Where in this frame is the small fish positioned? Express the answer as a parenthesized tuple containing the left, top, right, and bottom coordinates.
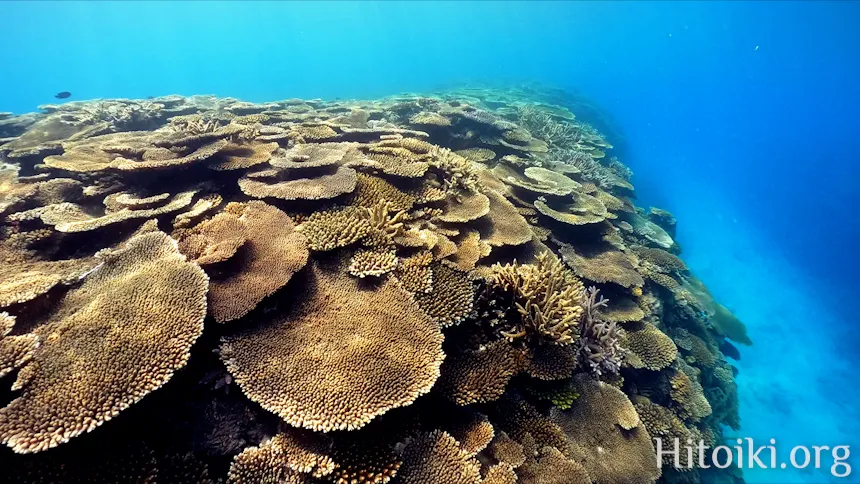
(54, 91, 71, 99)
(146, 96, 154, 100)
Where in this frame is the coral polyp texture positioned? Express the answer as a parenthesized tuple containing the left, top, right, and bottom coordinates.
(0, 87, 749, 483)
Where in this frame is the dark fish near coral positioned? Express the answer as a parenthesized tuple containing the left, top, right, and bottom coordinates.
(146, 96, 154, 99)
(720, 339, 741, 360)
(54, 91, 71, 99)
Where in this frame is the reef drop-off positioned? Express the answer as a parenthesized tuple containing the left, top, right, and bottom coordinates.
(0, 86, 749, 483)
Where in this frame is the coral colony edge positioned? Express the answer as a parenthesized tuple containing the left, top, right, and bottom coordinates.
(0, 86, 750, 484)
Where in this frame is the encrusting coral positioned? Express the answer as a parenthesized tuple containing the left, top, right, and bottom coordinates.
(0, 87, 747, 483)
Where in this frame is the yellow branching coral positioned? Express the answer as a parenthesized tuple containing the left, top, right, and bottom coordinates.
(557, 243, 645, 288)
(412, 262, 474, 327)
(488, 252, 585, 345)
(395, 431, 482, 484)
(438, 340, 522, 405)
(550, 374, 660, 484)
(622, 324, 678, 371)
(175, 211, 247, 266)
(221, 262, 444, 432)
(0, 231, 208, 453)
(296, 206, 372, 252)
(364, 200, 408, 240)
(207, 202, 308, 323)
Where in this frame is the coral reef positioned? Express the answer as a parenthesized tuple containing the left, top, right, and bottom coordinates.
(0, 87, 747, 483)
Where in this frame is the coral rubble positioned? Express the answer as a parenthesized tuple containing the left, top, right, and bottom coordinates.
(0, 87, 749, 483)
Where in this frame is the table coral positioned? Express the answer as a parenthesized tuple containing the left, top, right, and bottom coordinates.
(0, 231, 208, 453)
(220, 262, 444, 432)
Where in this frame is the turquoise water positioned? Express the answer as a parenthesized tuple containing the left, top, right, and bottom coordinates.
(1, 1, 858, 482)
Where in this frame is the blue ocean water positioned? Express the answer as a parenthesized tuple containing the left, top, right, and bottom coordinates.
(1, 1, 858, 482)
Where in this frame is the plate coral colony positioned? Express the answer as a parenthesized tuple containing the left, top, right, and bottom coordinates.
(0, 86, 751, 483)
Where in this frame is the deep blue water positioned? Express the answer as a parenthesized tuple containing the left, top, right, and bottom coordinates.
(2, 2, 858, 482)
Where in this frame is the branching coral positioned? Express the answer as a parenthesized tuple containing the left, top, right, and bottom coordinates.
(576, 287, 623, 376)
(488, 253, 585, 346)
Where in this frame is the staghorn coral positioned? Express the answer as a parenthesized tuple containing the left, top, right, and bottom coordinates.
(0, 231, 208, 453)
(221, 262, 444, 432)
(488, 252, 585, 346)
(207, 202, 308, 323)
